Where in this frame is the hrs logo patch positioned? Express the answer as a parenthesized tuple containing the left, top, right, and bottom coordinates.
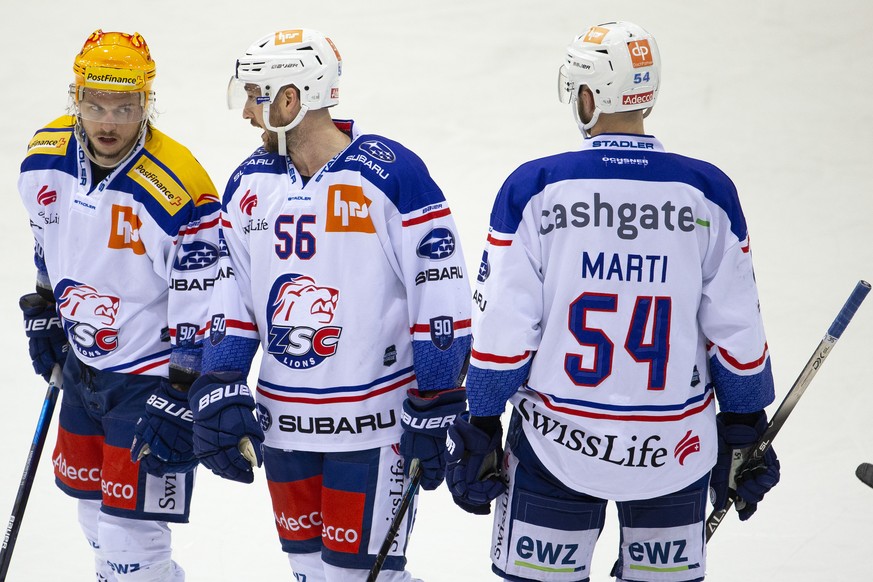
(266, 273, 342, 369)
(108, 205, 146, 255)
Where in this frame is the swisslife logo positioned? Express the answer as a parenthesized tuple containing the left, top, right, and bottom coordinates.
(240, 189, 258, 216)
(37, 185, 58, 205)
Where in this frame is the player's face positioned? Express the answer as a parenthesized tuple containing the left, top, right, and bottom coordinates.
(241, 84, 299, 153)
(77, 89, 146, 167)
(241, 83, 274, 149)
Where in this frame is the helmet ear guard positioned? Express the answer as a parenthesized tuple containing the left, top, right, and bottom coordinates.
(558, 21, 660, 135)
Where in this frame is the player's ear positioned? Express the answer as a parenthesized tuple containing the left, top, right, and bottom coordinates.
(279, 85, 300, 111)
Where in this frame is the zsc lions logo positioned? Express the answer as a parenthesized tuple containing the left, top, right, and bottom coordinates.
(173, 241, 219, 271)
(256, 403, 272, 432)
(417, 227, 455, 260)
(359, 140, 396, 163)
(55, 280, 120, 357)
(266, 273, 342, 369)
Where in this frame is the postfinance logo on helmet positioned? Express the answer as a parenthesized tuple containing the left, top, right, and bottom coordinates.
(73, 30, 156, 94)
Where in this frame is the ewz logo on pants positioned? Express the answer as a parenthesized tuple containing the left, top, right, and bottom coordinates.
(504, 521, 594, 580)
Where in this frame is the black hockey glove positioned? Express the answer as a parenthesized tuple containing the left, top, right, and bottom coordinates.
(131, 380, 198, 476)
(189, 371, 264, 484)
(20, 292, 68, 381)
(710, 410, 781, 521)
(445, 414, 507, 515)
(399, 387, 467, 490)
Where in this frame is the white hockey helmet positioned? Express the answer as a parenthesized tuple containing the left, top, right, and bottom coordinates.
(558, 21, 661, 135)
(228, 29, 342, 155)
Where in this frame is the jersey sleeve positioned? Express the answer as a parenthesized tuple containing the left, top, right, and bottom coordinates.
(18, 118, 75, 295)
(201, 178, 260, 377)
(696, 170, 775, 413)
(466, 166, 543, 416)
(164, 163, 222, 384)
(382, 143, 472, 392)
(18, 171, 51, 292)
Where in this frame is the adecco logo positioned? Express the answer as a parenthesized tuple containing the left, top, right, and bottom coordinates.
(627, 39, 653, 68)
(621, 91, 654, 106)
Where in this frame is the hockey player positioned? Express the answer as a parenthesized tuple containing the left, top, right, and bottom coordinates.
(445, 22, 781, 581)
(17, 30, 220, 581)
(191, 29, 471, 581)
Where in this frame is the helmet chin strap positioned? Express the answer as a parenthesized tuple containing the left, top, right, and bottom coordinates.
(263, 102, 309, 157)
(572, 95, 601, 139)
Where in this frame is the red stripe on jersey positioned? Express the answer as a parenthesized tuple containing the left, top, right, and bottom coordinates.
(221, 217, 234, 229)
(178, 215, 220, 237)
(220, 319, 258, 331)
(487, 233, 512, 246)
(472, 348, 530, 364)
(128, 357, 170, 375)
(401, 207, 451, 227)
(258, 374, 414, 404)
(717, 344, 769, 370)
(410, 318, 472, 333)
(537, 391, 715, 422)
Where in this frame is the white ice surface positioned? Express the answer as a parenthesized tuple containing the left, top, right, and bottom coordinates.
(1, 2, 871, 580)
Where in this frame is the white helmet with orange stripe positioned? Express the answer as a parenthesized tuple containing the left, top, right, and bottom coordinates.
(558, 21, 661, 135)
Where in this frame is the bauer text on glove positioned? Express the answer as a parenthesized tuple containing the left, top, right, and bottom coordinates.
(399, 387, 467, 490)
(189, 372, 264, 484)
(20, 292, 68, 381)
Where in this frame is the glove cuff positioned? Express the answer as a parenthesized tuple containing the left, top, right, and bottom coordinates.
(405, 387, 466, 410)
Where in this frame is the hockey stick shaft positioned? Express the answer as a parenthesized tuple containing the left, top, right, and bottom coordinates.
(367, 458, 422, 582)
(0, 365, 63, 581)
(705, 280, 870, 542)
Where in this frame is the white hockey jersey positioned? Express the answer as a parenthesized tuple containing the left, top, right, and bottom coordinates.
(204, 120, 472, 452)
(468, 134, 775, 500)
(19, 116, 221, 376)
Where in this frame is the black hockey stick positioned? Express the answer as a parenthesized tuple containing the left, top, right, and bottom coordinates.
(0, 365, 63, 581)
(705, 280, 871, 542)
(367, 458, 422, 582)
(856, 463, 873, 489)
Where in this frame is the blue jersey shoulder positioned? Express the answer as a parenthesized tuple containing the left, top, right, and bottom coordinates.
(492, 145, 745, 240)
(222, 147, 284, 209)
(20, 117, 78, 177)
(112, 128, 218, 236)
(331, 134, 445, 213)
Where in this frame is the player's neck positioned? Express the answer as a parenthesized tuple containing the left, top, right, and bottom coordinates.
(589, 111, 646, 137)
(286, 117, 351, 177)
